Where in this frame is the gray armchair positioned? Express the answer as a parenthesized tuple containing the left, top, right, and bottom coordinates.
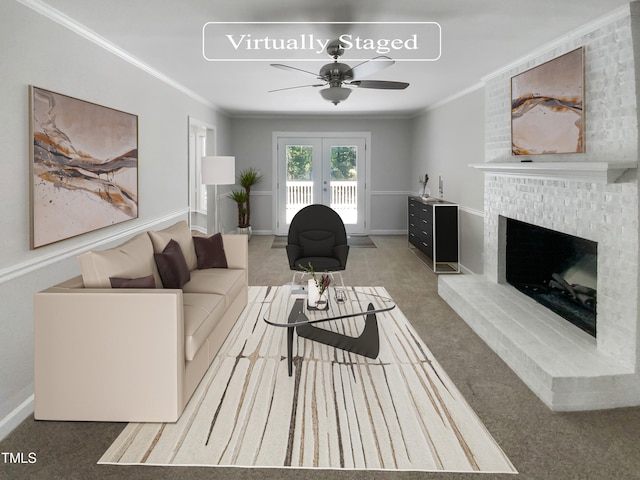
(286, 204, 349, 272)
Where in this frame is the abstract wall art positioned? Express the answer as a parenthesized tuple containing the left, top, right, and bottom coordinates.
(30, 86, 138, 248)
(511, 47, 584, 156)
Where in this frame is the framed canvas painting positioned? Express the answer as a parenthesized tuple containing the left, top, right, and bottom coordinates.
(30, 86, 138, 249)
(511, 47, 584, 155)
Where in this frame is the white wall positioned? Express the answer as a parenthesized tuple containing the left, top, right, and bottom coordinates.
(0, 1, 228, 439)
(228, 116, 414, 235)
(411, 88, 486, 273)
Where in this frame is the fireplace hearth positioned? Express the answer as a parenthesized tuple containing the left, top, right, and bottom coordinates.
(505, 217, 597, 337)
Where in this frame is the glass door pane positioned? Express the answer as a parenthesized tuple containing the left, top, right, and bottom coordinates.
(277, 137, 322, 234)
(322, 138, 366, 234)
(328, 145, 358, 225)
(285, 144, 314, 224)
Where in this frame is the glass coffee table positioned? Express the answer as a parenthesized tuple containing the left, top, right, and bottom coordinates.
(263, 285, 396, 376)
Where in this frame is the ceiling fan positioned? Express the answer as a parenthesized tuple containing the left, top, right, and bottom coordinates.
(269, 40, 409, 105)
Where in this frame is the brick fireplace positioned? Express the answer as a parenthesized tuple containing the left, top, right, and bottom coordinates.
(439, 6, 640, 410)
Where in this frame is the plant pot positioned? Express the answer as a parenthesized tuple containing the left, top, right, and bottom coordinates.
(237, 226, 252, 240)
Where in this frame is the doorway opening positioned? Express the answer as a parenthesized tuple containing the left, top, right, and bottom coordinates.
(274, 132, 370, 236)
(188, 117, 216, 233)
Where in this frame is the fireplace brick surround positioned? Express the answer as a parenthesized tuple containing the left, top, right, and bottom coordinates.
(439, 6, 640, 410)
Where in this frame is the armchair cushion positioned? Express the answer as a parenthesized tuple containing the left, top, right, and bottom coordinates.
(295, 257, 342, 271)
(193, 233, 228, 269)
(299, 231, 335, 257)
(154, 239, 191, 289)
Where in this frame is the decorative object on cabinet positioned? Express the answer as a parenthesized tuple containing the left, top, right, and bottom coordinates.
(30, 86, 138, 249)
(418, 173, 430, 198)
(408, 196, 459, 273)
(511, 47, 584, 156)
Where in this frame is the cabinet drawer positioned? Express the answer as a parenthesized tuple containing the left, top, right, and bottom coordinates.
(414, 205, 432, 222)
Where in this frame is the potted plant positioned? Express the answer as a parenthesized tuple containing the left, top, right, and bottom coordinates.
(238, 167, 263, 229)
(229, 167, 263, 237)
(229, 190, 249, 233)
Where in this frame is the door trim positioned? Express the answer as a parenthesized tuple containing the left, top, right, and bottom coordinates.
(272, 131, 372, 236)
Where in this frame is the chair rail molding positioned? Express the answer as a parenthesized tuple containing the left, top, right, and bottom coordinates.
(0, 209, 189, 285)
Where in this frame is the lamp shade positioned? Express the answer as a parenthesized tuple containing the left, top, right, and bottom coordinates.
(201, 156, 235, 185)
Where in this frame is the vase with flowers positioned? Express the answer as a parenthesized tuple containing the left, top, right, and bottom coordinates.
(299, 262, 331, 310)
(419, 173, 430, 198)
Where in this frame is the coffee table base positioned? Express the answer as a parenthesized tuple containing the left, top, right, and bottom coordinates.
(286, 299, 379, 376)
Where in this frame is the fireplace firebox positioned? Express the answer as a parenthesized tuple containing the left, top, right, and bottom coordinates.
(505, 217, 597, 337)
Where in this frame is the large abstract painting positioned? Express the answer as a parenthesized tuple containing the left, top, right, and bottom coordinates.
(30, 86, 138, 248)
(511, 47, 584, 156)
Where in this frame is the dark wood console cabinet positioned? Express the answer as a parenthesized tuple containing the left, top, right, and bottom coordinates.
(408, 196, 459, 273)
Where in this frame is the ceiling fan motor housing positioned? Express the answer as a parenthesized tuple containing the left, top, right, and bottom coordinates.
(319, 62, 354, 86)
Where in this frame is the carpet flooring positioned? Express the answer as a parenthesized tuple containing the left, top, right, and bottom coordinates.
(2, 235, 640, 480)
(99, 286, 515, 473)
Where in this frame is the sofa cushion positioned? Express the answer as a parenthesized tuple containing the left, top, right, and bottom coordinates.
(109, 275, 156, 289)
(193, 233, 228, 269)
(183, 268, 245, 306)
(78, 233, 162, 288)
(148, 221, 197, 271)
(182, 293, 226, 361)
(154, 239, 191, 289)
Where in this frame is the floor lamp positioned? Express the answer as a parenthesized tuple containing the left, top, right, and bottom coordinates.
(201, 156, 236, 234)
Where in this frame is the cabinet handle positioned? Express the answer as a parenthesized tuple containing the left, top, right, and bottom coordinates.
(422, 242, 429, 248)
(422, 231, 428, 236)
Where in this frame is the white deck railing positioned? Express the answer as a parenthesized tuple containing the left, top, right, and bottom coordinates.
(286, 180, 357, 224)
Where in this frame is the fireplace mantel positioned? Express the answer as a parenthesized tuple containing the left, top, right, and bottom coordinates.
(470, 161, 637, 184)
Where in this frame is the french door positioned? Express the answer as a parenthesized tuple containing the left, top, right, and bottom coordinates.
(275, 134, 367, 235)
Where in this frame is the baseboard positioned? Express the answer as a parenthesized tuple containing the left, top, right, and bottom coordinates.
(368, 229, 407, 235)
(0, 395, 34, 442)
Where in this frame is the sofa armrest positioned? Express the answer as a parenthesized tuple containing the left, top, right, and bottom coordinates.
(34, 287, 186, 422)
(222, 234, 248, 270)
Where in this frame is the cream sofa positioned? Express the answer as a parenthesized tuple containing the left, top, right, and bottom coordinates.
(34, 221, 248, 423)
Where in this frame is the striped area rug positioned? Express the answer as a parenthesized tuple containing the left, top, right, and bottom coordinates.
(99, 286, 516, 473)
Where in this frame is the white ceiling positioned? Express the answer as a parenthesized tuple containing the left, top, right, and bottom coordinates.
(40, 0, 631, 116)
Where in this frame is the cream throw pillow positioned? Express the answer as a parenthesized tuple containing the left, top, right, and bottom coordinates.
(78, 233, 161, 288)
(148, 220, 197, 271)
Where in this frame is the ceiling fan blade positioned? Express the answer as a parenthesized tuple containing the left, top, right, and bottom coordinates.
(270, 63, 321, 80)
(346, 56, 395, 80)
(350, 80, 409, 90)
(268, 84, 325, 93)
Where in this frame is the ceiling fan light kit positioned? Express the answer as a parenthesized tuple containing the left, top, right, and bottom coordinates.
(270, 39, 409, 105)
(320, 87, 352, 105)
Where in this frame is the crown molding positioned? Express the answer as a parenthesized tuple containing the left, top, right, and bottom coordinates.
(16, 0, 220, 111)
